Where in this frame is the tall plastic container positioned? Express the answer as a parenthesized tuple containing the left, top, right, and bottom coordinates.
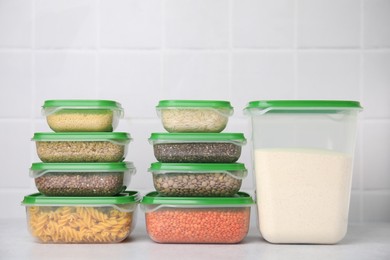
(244, 100, 362, 244)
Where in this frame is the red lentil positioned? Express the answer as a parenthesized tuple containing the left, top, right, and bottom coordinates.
(145, 207, 250, 243)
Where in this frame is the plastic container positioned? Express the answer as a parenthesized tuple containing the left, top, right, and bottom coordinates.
(156, 100, 233, 133)
(149, 133, 246, 163)
(30, 162, 135, 196)
(22, 191, 139, 243)
(42, 100, 124, 132)
(141, 191, 253, 244)
(244, 100, 362, 244)
(32, 132, 131, 163)
(149, 162, 247, 197)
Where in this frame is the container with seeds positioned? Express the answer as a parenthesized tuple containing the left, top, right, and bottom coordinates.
(42, 100, 124, 132)
(32, 132, 131, 163)
(156, 100, 233, 133)
(141, 191, 253, 244)
(149, 133, 246, 163)
(30, 162, 135, 196)
(149, 162, 247, 197)
(22, 191, 140, 243)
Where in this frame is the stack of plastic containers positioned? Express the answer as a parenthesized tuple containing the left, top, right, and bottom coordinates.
(22, 100, 140, 243)
(142, 100, 254, 244)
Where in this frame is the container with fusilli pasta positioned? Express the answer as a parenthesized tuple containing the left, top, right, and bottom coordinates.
(22, 191, 139, 243)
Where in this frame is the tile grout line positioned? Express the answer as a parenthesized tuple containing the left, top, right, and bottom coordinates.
(228, 0, 233, 101)
(359, 0, 365, 223)
(160, 0, 165, 98)
(95, 0, 101, 98)
(293, 0, 298, 99)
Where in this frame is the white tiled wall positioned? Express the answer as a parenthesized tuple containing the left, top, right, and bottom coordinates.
(0, 0, 389, 223)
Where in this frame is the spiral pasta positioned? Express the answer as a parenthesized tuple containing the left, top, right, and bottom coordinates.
(27, 206, 133, 243)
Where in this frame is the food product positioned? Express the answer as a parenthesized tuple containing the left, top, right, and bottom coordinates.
(156, 100, 233, 133)
(27, 206, 133, 243)
(255, 148, 352, 244)
(22, 191, 139, 243)
(42, 100, 123, 132)
(149, 163, 247, 197)
(33, 132, 131, 163)
(30, 162, 135, 196)
(149, 133, 245, 163)
(141, 191, 253, 244)
(35, 172, 124, 196)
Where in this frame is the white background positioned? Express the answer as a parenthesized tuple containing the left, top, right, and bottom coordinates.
(0, 0, 389, 224)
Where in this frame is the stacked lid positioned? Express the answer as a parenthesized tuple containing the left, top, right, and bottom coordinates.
(29, 100, 136, 196)
(148, 100, 249, 197)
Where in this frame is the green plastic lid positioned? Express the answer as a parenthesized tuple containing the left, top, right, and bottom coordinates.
(22, 191, 140, 205)
(141, 191, 253, 206)
(30, 162, 135, 178)
(43, 100, 123, 109)
(156, 100, 233, 109)
(149, 133, 246, 145)
(245, 100, 363, 114)
(32, 132, 131, 143)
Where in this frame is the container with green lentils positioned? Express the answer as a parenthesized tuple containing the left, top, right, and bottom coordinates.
(30, 162, 135, 196)
(148, 162, 247, 197)
(149, 133, 246, 163)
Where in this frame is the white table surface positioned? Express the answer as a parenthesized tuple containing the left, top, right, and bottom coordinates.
(1, 219, 389, 260)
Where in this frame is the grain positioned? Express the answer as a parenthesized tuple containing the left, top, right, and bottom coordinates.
(145, 207, 250, 243)
(254, 148, 352, 244)
(153, 143, 241, 163)
(161, 109, 229, 133)
(36, 141, 125, 162)
(35, 172, 125, 196)
(47, 110, 114, 132)
(153, 172, 242, 197)
(27, 206, 133, 243)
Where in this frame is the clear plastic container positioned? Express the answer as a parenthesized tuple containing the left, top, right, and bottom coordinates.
(156, 100, 233, 133)
(30, 162, 135, 196)
(244, 100, 362, 244)
(149, 133, 246, 163)
(149, 162, 247, 197)
(22, 191, 139, 243)
(42, 100, 124, 132)
(32, 132, 131, 163)
(141, 191, 253, 244)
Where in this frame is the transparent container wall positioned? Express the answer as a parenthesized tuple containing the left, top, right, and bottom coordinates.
(248, 108, 361, 244)
(250, 110, 359, 156)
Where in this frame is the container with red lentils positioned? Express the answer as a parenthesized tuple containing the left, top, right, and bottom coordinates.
(141, 191, 253, 244)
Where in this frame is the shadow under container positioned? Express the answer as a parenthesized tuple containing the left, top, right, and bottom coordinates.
(149, 133, 246, 163)
(30, 162, 135, 196)
(156, 100, 233, 133)
(141, 191, 253, 244)
(22, 191, 140, 243)
(244, 100, 362, 244)
(32, 132, 131, 163)
(149, 162, 247, 197)
(42, 100, 123, 132)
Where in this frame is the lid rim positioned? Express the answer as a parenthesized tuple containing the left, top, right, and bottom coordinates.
(245, 100, 363, 110)
(32, 132, 131, 142)
(141, 191, 253, 205)
(156, 100, 233, 109)
(22, 191, 140, 205)
(43, 100, 123, 109)
(148, 162, 246, 172)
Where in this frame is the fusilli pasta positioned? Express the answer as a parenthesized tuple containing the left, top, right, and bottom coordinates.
(27, 206, 133, 243)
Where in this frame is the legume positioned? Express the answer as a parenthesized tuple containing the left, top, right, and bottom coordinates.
(145, 207, 250, 243)
(35, 172, 125, 196)
(153, 172, 242, 197)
